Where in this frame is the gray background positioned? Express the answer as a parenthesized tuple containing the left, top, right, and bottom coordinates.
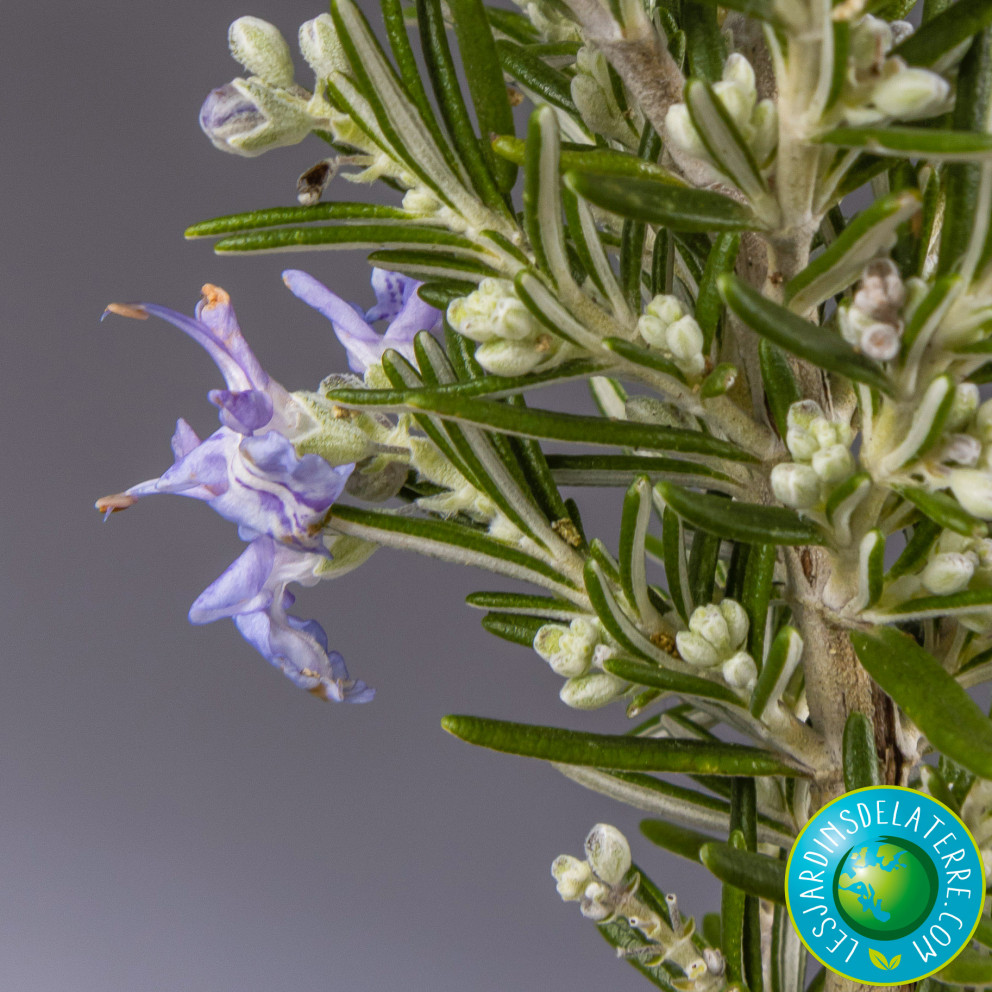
(1, 2, 715, 989)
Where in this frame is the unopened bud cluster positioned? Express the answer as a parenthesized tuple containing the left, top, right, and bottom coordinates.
(838, 259, 906, 361)
(447, 279, 568, 376)
(533, 619, 628, 709)
(666, 54, 777, 181)
(771, 401, 856, 510)
(553, 825, 718, 981)
(637, 295, 706, 379)
(676, 600, 757, 691)
(840, 16, 951, 125)
(199, 17, 326, 157)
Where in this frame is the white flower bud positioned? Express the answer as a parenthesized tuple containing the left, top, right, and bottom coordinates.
(851, 16, 893, 73)
(974, 397, 992, 441)
(299, 14, 349, 78)
(787, 400, 824, 432)
(534, 623, 569, 668)
(921, 552, 976, 595)
(666, 315, 705, 363)
(638, 314, 669, 350)
(475, 338, 545, 376)
(580, 881, 614, 920)
(294, 417, 379, 465)
(721, 651, 758, 690)
(719, 599, 749, 650)
(199, 78, 318, 157)
(722, 54, 757, 113)
(891, 21, 915, 46)
(689, 604, 732, 654)
(750, 99, 778, 164)
(855, 258, 906, 318)
(838, 301, 874, 347)
(942, 384, 979, 433)
(712, 80, 752, 130)
(535, 619, 595, 678)
(872, 67, 951, 120)
(951, 469, 992, 519)
(228, 16, 295, 88)
(646, 294, 684, 324)
(584, 824, 632, 884)
(495, 298, 539, 341)
(665, 103, 708, 158)
(786, 430, 820, 462)
(676, 630, 721, 668)
(811, 443, 855, 484)
(704, 948, 726, 975)
(785, 401, 825, 460)
(860, 321, 901, 361)
(811, 418, 840, 449)
(402, 187, 443, 217)
(771, 462, 822, 509)
(552, 854, 593, 900)
(941, 434, 982, 467)
(560, 671, 627, 709)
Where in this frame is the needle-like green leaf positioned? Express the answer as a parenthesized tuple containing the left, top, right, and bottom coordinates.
(565, 172, 763, 233)
(843, 711, 882, 791)
(700, 842, 787, 903)
(655, 482, 826, 545)
(850, 626, 992, 779)
(441, 715, 807, 774)
(719, 274, 892, 393)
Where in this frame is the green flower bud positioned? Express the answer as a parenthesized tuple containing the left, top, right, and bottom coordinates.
(228, 16, 295, 88)
(584, 823, 631, 885)
(314, 534, 378, 577)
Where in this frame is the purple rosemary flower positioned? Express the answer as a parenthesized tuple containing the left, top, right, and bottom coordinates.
(97, 284, 368, 703)
(96, 285, 351, 551)
(282, 268, 441, 373)
(189, 536, 373, 703)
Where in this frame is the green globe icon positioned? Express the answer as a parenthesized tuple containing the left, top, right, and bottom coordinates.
(833, 836, 939, 940)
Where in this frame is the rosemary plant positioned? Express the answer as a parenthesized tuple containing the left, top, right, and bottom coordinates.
(98, 1, 992, 990)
